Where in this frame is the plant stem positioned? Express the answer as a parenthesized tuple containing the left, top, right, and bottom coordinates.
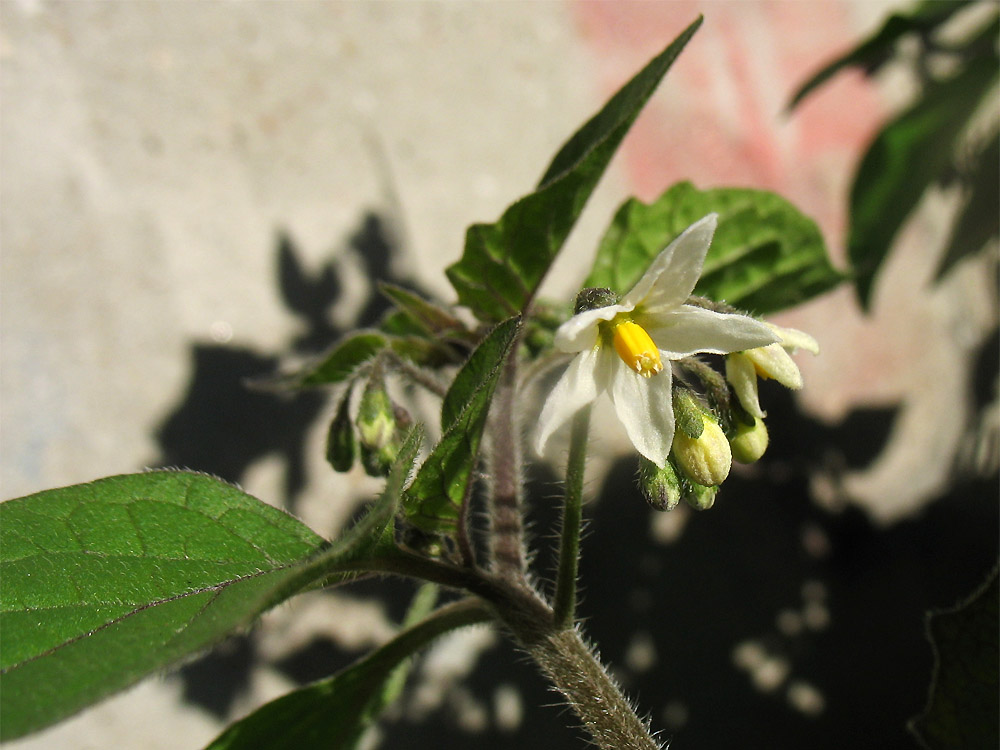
(486, 357, 526, 579)
(552, 405, 590, 630)
(527, 628, 662, 750)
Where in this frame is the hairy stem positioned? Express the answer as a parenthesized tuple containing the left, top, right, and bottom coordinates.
(527, 629, 661, 750)
(486, 357, 527, 579)
(552, 406, 591, 630)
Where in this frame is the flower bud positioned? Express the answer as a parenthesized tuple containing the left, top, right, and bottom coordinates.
(672, 412, 732, 486)
(574, 287, 619, 314)
(638, 457, 681, 512)
(325, 388, 357, 472)
(356, 372, 401, 477)
(682, 479, 718, 511)
(729, 417, 769, 464)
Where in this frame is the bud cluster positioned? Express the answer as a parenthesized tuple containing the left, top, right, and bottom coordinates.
(326, 360, 412, 478)
(638, 319, 817, 512)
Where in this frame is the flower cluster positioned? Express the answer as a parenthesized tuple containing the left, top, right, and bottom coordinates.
(536, 213, 818, 510)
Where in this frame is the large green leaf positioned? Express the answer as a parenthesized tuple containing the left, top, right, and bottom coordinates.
(404, 317, 521, 531)
(0, 436, 420, 740)
(847, 50, 998, 308)
(910, 566, 999, 749)
(445, 16, 703, 322)
(204, 591, 492, 750)
(583, 182, 842, 314)
(787, 0, 973, 110)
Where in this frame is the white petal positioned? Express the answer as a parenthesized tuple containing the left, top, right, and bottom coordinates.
(725, 352, 764, 418)
(746, 343, 803, 389)
(554, 304, 627, 352)
(608, 362, 675, 467)
(769, 323, 820, 355)
(535, 346, 608, 455)
(643, 306, 778, 360)
(623, 214, 718, 312)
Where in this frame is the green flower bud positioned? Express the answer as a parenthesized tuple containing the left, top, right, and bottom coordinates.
(638, 457, 681, 512)
(356, 372, 401, 477)
(325, 387, 357, 472)
(672, 412, 732, 486)
(682, 479, 718, 511)
(729, 417, 769, 464)
(574, 287, 619, 314)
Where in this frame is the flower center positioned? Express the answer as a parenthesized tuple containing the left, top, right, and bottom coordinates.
(612, 321, 663, 377)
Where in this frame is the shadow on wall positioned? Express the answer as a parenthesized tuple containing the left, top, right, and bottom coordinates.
(151, 209, 415, 717)
(150, 211, 999, 744)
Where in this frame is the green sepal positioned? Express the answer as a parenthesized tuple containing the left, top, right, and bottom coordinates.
(672, 388, 706, 440)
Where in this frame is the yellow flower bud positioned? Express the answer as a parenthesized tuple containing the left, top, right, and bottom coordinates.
(671, 413, 732, 486)
(729, 417, 769, 464)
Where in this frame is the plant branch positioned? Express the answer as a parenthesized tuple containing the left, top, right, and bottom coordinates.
(553, 405, 590, 630)
(528, 629, 662, 750)
(486, 355, 527, 579)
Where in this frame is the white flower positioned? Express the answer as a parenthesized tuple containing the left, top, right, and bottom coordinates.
(725, 323, 820, 418)
(535, 214, 779, 467)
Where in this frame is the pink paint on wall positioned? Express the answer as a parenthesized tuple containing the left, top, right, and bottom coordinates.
(571, 0, 886, 256)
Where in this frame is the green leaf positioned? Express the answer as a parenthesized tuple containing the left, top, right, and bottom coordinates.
(848, 51, 998, 308)
(378, 282, 466, 338)
(910, 566, 999, 750)
(286, 331, 388, 388)
(0, 472, 322, 740)
(584, 182, 843, 314)
(445, 16, 703, 322)
(404, 317, 521, 531)
(0, 434, 421, 741)
(203, 594, 491, 750)
(787, 0, 974, 110)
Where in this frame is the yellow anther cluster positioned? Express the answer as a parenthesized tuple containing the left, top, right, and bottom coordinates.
(612, 321, 663, 378)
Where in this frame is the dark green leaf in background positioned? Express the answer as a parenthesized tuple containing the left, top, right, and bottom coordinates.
(936, 132, 999, 281)
(584, 181, 843, 314)
(404, 317, 521, 532)
(847, 47, 998, 309)
(445, 16, 703, 322)
(787, 0, 974, 111)
(910, 566, 999, 750)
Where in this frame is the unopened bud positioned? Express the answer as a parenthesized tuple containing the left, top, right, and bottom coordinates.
(683, 479, 718, 511)
(357, 372, 401, 477)
(638, 457, 681, 512)
(325, 388, 357, 472)
(672, 412, 732, 486)
(574, 287, 619, 314)
(729, 417, 769, 464)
